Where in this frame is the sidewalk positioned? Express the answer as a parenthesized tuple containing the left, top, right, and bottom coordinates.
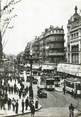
(0, 100, 42, 117)
(0, 76, 42, 117)
(55, 85, 63, 92)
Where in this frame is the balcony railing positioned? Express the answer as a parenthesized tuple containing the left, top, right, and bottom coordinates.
(49, 52, 64, 56)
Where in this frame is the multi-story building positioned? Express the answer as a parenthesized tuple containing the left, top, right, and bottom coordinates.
(24, 42, 31, 63)
(32, 37, 40, 63)
(67, 6, 81, 64)
(57, 6, 81, 77)
(25, 25, 65, 68)
(39, 25, 65, 64)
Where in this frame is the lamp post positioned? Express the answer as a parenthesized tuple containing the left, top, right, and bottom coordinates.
(45, 45, 49, 63)
(30, 51, 33, 86)
(29, 50, 33, 99)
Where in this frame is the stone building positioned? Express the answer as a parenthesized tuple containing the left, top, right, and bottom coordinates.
(39, 25, 65, 64)
(24, 42, 32, 63)
(67, 6, 81, 64)
(31, 25, 65, 65)
(57, 6, 81, 77)
(32, 37, 40, 63)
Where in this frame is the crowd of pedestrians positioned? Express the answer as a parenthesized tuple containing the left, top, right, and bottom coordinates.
(0, 74, 39, 115)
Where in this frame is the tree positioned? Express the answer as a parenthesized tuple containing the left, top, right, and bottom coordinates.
(0, 0, 22, 63)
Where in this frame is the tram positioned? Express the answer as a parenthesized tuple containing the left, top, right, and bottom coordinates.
(65, 78, 81, 96)
(45, 78, 54, 90)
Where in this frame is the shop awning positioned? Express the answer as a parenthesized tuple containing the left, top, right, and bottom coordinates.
(32, 65, 40, 69)
(57, 63, 81, 77)
(42, 65, 55, 70)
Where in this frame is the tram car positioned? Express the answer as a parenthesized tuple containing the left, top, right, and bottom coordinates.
(65, 78, 81, 96)
(45, 78, 54, 90)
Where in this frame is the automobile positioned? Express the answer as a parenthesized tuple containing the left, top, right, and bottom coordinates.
(37, 89, 47, 98)
(33, 79, 38, 84)
(26, 76, 34, 82)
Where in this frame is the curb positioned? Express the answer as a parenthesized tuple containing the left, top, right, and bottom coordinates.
(55, 89, 63, 92)
(3, 106, 42, 117)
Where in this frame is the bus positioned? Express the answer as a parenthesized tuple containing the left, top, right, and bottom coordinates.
(65, 78, 81, 96)
(45, 78, 54, 90)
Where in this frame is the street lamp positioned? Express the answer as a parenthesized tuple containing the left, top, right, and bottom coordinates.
(45, 45, 49, 63)
(30, 50, 33, 86)
(29, 50, 33, 99)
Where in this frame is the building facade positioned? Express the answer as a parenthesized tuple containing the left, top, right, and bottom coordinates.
(31, 25, 65, 65)
(24, 42, 32, 63)
(39, 26, 65, 64)
(57, 6, 81, 77)
(32, 37, 40, 63)
(67, 6, 81, 64)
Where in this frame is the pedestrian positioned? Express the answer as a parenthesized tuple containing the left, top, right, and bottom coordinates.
(30, 103, 35, 117)
(74, 89, 77, 98)
(25, 97, 29, 110)
(69, 103, 74, 117)
(15, 100, 19, 114)
(19, 89, 22, 99)
(8, 98, 11, 110)
(71, 90, 74, 97)
(63, 86, 65, 95)
(22, 99, 24, 113)
(12, 98, 16, 111)
(35, 98, 38, 109)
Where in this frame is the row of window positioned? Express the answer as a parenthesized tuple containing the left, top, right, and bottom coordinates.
(66, 81, 81, 90)
(71, 32, 79, 39)
(45, 29, 64, 36)
(71, 45, 79, 52)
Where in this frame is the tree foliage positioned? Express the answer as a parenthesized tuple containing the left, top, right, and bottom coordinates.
(1, 0, 22, 49)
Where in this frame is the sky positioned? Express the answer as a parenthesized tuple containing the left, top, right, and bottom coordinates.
(2, 0, 81, 55)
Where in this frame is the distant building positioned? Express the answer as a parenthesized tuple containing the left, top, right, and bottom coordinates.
(24, 42, 31, 63)
(67, 6, 81, 64)
(32, 37, 40, 63)
(0, 31, 2, 63)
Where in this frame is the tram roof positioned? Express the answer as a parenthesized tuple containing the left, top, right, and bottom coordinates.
(65, 78, 81, 83)
(54, 75, 61, 78)
(46, 78, 54, 80)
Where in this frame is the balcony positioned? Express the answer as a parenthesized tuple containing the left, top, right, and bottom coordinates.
(49, 46, 64, 49)
(44, 30, 64, 37)
(49, 52, 64, 56)
(47, 39, 64, 43)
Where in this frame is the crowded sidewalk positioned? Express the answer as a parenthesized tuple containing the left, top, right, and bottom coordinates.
(0, 71, 42, 117)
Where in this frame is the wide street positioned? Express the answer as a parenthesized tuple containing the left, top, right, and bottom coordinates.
(17, 72, 81, 117)
(13, 81, 81, 117)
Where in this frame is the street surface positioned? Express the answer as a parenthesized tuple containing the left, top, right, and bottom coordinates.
(13, 83, 81, 117)
(17, 72, 81, 117)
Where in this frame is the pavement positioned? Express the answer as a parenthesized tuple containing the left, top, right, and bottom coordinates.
(0, 83, 42, 117)
(0, 71, 42, 117)
(0, 102, 42, 117)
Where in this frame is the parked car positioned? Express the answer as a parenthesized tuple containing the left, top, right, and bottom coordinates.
(26, 76, 34, 82)
(37, 89, 47, 98)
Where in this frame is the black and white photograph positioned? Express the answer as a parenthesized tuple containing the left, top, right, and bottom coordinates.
(0, 0, 81, 117)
